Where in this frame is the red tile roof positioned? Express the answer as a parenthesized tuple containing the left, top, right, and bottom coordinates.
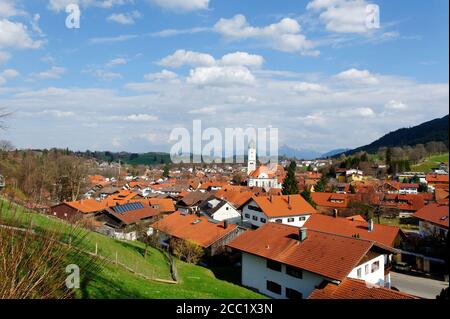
(151, 211, 238, 248)
(311, 192, 349, 208)
(426, 174, 449, 184)
(308, 278, 418, 299)
(413, 203, 449, 229)
(64, 199, 107, 214)
(228, 223, 392, 281)
(105, 206, 160, 225)
(304, 214, 403, 247)
(251, 195, 317, 217)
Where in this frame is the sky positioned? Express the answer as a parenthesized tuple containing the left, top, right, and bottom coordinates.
(0, 0, 448, 154)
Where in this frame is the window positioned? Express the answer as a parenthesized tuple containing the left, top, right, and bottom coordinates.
(357, 268, 362, 278)
(371, 261, 380, 273)
(266, 281, 281, 295)
(299, 217, 306, 221)
(286, 266, 303, 279)
(275, 219, 282, 223)
(287, 217, 295, 223)
(286, 288, 303, 299)
(248, 205, 262, 212)
(365, 264, 370, 275)
(244, 213, 250, 218)
(252, 215, 258, 221)
(267, 260, 282, 272)
(260, 218, 266, 223)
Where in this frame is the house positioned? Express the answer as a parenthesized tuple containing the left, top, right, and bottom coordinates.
(381, 194, 426, 216)
(198, 197, 242, 223)
(150, 211, 245, 256)
(241, 194, 317, 229)
(346, 169, 364, 182)
(227, 223, 396, 299)
(147, 198, 176, 214)
(215, 187, 254, 210)
(49, 199, 106, 221)
(176, 191, 213, 213)
(96, 202, 160, 240)
(383, 182, 419, 195)
(308, 278, 417, 299)
(413, 203, 449, 238)
(102, 189, 143, 206)
(426, 173, 449, 191)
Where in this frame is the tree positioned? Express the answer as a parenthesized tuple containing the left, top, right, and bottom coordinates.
(282, 161, 299, 195)
(301, 189, 316, 209)
(162, 164, 170, 178)
(170, 238, 204, 264)
(349, 184, 356, 194)
(314, 175, 328, 192)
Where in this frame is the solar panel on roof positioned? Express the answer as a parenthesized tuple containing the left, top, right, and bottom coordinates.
(112, 202, 145, 214)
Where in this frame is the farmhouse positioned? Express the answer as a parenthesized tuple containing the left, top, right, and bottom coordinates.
(49, 199, 106, 221)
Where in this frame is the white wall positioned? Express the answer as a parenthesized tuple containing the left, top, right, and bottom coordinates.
(347, 254, 386, 286)
(242, 200, 310, 228)
(209, 202, 242, 222)
(241, 253, 325, 299)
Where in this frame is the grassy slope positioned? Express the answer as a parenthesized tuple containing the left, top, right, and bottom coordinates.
(0, 198, 264, 299)
(411, 153, 449, 172)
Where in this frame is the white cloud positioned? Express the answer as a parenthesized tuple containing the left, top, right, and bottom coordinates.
(106, 58, 127, 67)
(42, 109, 75, 118)
(353, 107, 376, 117)
(107, 11, 141, 25)
(31, 14, 44, 36)
(307, 0, 373, 33)
(90, 34, 139, 44)
(293, 82, 328, 93)
(0, 76, 5, 85)
(47, 0, 132, 12)
(0, 19, 44, 49)
(385, 100, 407, 110)
(109, 114, 159, 121)
(334, 68, 378, 85)
(94, 70, 122, 80)
(214, 14, 318, 55)
(0, 0, 25, 17)
(158, 50, 264, 69)
(32, 66, 66, 79)
(151, 27, 210, 38)
(144, 69, 178, 81)
(158, 50, 215, 68)
(0, 51, 11, 65)
(1, 69, 19, 78)
(187, 66, 255, 87)
(189, 106, 216, 115)
(149, 0, 209, 12)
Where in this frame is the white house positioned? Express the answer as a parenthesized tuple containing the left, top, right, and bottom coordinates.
(241, 195, 317, 229)
(228, 223, 396, 299)
(414, 203, 449, 238)
(198, 197, 242, 223)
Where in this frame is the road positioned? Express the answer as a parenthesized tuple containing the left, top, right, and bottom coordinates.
(391, 271, 449, 299)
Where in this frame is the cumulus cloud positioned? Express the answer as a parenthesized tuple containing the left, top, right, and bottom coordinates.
(94, 70, 122, 80)
(187, 66, 256, 87)
(106, 58, 127, 68)
(1, 69, 19, 78)
(385, 100, 407, 110)
(0, 0, 26, 17)
(0, 19, 45, 49)
(107, 11, 141, 25)
(144, 69, 178, 81)
(0, 51, 10, 65)
(307, 0, 375, 33)
(353, 107, 376, 117)
(214, 14, 318, 56)
(293, 82, 328, 93)
(158, 50, 264, 69)
(188, 106, 216, 115)
(149, 0, 209, 12)
(334, 68, 379, 85)
(109, 114, 159, 121)
(31, 66, 66, 79)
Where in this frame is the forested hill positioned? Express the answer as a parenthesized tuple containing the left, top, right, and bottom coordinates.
(78, 151, 171, 165)
(341, 114, 449, 155)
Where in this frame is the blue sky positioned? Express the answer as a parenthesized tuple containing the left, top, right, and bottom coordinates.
(0, 0, 448, 153)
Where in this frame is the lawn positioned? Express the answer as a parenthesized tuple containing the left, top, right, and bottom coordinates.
(411, 153, 449, 172)
(0, 197, 264, 299)
(377, 216, 419, 232)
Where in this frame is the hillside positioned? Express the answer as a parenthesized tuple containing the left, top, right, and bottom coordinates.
(0, 198, 264, 299)
(80, 151, 172, 166)
(341, 115, 449, 155)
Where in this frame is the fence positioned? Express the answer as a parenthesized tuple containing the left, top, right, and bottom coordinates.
(0, 196, 179, 284)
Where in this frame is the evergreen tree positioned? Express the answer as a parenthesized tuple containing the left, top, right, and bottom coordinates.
(162, 164, 170, 178)
(314, 174, 328, 192)
(282, 161, 299, 195)
(301, 189, 316, 208)
(349, 184, 356, 194)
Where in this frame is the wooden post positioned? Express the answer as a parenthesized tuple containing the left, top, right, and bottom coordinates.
(95, 242, 98, 255)
(115, 252, 118, 265)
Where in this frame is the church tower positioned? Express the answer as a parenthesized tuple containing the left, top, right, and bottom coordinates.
(247, 140, 256, 175)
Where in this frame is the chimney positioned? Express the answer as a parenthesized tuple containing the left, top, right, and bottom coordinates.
(333, 209, 338, 218)
(223, 220, 228, 229)
(368, 219, 374, 232)
(299, 227, 307, 242)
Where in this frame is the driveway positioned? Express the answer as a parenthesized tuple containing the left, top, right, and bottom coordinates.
(391, 271, 449, 299)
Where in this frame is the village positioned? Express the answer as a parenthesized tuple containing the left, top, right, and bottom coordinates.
(30, 141, 448, 300)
